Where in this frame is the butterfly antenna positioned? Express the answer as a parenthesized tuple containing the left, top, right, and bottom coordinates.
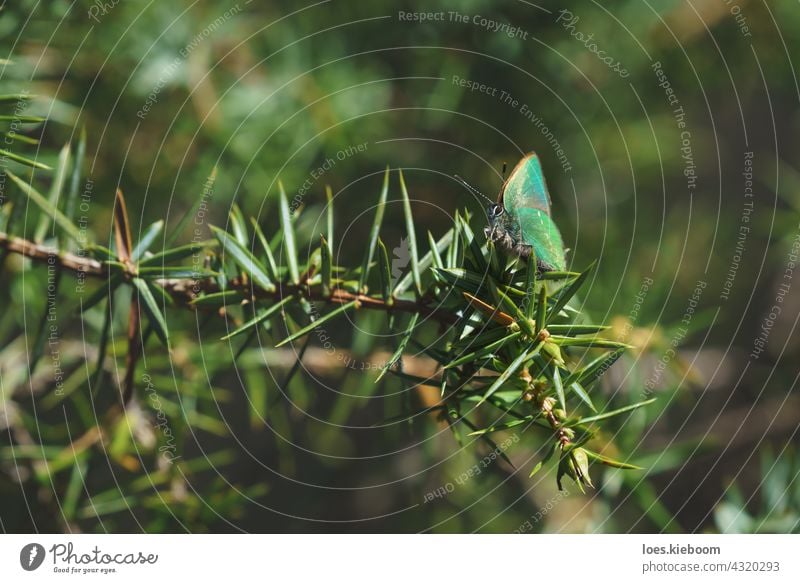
(454, 175, 495, 206)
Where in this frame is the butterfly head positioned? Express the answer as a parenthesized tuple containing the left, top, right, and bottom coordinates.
(485, 202, 515, 248)
(488, 203, 504, 219)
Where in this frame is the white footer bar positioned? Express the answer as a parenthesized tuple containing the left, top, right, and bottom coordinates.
(1, 534, 797, 581)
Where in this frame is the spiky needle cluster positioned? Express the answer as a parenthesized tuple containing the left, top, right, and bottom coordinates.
(1, 138, 653, 492)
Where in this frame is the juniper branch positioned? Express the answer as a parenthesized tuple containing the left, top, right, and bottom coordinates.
(0, 230, 456, 323)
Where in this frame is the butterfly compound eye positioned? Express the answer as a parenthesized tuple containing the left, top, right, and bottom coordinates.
(491, 204, 504, 217)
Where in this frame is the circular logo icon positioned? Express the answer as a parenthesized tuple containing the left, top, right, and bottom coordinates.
(19, 543, 46, 571)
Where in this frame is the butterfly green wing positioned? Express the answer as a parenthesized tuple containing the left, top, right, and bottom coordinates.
(512, 207, 566, 271)
(499, 152, 552, 215)
(499, 152, 565, 270)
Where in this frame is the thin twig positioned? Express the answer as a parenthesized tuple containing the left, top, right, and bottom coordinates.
(0, 232, 104, 275)
(0, 231, 457, 324)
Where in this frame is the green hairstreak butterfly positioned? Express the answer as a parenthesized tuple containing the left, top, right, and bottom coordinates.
(483, 152, 566, 272)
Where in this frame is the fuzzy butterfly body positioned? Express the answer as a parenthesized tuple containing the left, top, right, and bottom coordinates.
(485, 152, 566, 272)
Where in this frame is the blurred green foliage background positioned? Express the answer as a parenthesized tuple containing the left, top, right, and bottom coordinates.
(1, 0, 799, 533)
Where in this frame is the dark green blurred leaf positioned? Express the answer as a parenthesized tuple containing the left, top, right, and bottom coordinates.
(359, 166, 389, 292)
(131, 277, 169, 345)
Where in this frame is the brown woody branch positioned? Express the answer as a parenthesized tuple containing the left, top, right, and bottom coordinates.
(0, 232, 105, 275)
(0, 231, 456, 324)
